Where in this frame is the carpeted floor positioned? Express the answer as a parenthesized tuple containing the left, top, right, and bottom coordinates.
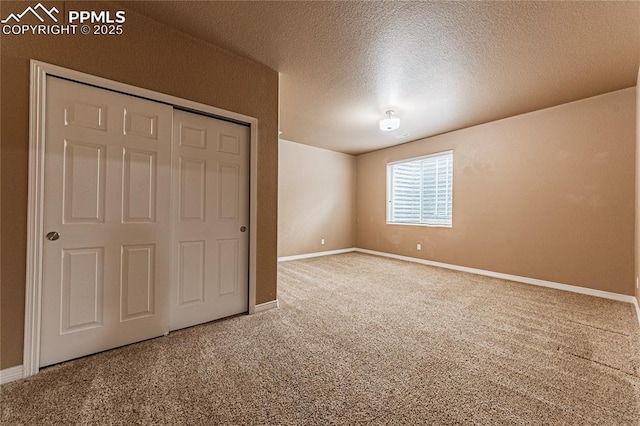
(2, 252, 639, 425)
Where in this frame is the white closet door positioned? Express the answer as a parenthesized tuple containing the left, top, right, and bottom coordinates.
(40, 77, 173, 367)
(170, 109, 249, 331)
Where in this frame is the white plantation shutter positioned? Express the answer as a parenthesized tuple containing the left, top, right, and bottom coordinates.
(390, 161, 421, 223)
(388, 151, 453, 226)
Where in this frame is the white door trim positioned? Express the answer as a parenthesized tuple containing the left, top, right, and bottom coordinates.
(24, 60, 259, 378)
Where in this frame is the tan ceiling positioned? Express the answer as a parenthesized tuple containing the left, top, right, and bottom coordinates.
(123, 1, 640, 155)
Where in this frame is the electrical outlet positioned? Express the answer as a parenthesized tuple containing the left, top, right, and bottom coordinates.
(417, 243, 421, 251)
(321, 239, 325, 245)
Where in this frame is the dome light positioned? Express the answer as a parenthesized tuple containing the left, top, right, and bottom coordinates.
(380, 110, 400, 131)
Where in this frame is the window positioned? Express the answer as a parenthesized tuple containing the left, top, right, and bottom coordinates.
(387, 150, 453, 227)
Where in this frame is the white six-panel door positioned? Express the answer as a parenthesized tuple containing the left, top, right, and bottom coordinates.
(170, 110, 249, 331)
(40, 77, 250, 367)
(40, 78, 173, 367)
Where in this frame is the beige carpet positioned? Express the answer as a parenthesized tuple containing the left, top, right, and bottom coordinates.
(2, 252, 639, 425)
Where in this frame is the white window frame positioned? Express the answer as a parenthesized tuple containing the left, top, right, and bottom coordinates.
(386, 150, 453, 228)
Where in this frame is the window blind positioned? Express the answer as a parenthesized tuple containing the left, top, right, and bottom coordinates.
(389, 151, 453, 226)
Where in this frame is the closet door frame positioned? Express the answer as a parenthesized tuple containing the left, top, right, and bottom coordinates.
(24, 60, 260, 377)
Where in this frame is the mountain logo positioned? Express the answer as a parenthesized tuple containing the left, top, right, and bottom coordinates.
(1, 3, 59, 24)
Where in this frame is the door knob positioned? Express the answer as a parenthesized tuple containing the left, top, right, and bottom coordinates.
(46, 231, 60, 241)
(240, 226, 247, 232)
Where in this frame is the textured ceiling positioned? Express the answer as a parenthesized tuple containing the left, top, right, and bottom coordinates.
(123, 1, 640, 155)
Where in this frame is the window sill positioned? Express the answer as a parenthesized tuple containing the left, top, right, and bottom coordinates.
(386, 222, 452, 228)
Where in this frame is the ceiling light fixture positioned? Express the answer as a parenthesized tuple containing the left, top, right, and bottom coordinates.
(379, 110, 400, 132)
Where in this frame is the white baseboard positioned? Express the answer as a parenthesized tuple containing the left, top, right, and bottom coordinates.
(633, 297, 640, 325)
(355, 248, 639, 310)
(278, 248, 356, 262)
(0, 365, 24, 384)
(255, 299, 279, 313)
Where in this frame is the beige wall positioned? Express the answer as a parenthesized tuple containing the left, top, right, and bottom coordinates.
(636, 69, 640, 306)
(357, 88, 636, 296)
(278, 140, 355, 257)
(0, 1, 279, 369)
